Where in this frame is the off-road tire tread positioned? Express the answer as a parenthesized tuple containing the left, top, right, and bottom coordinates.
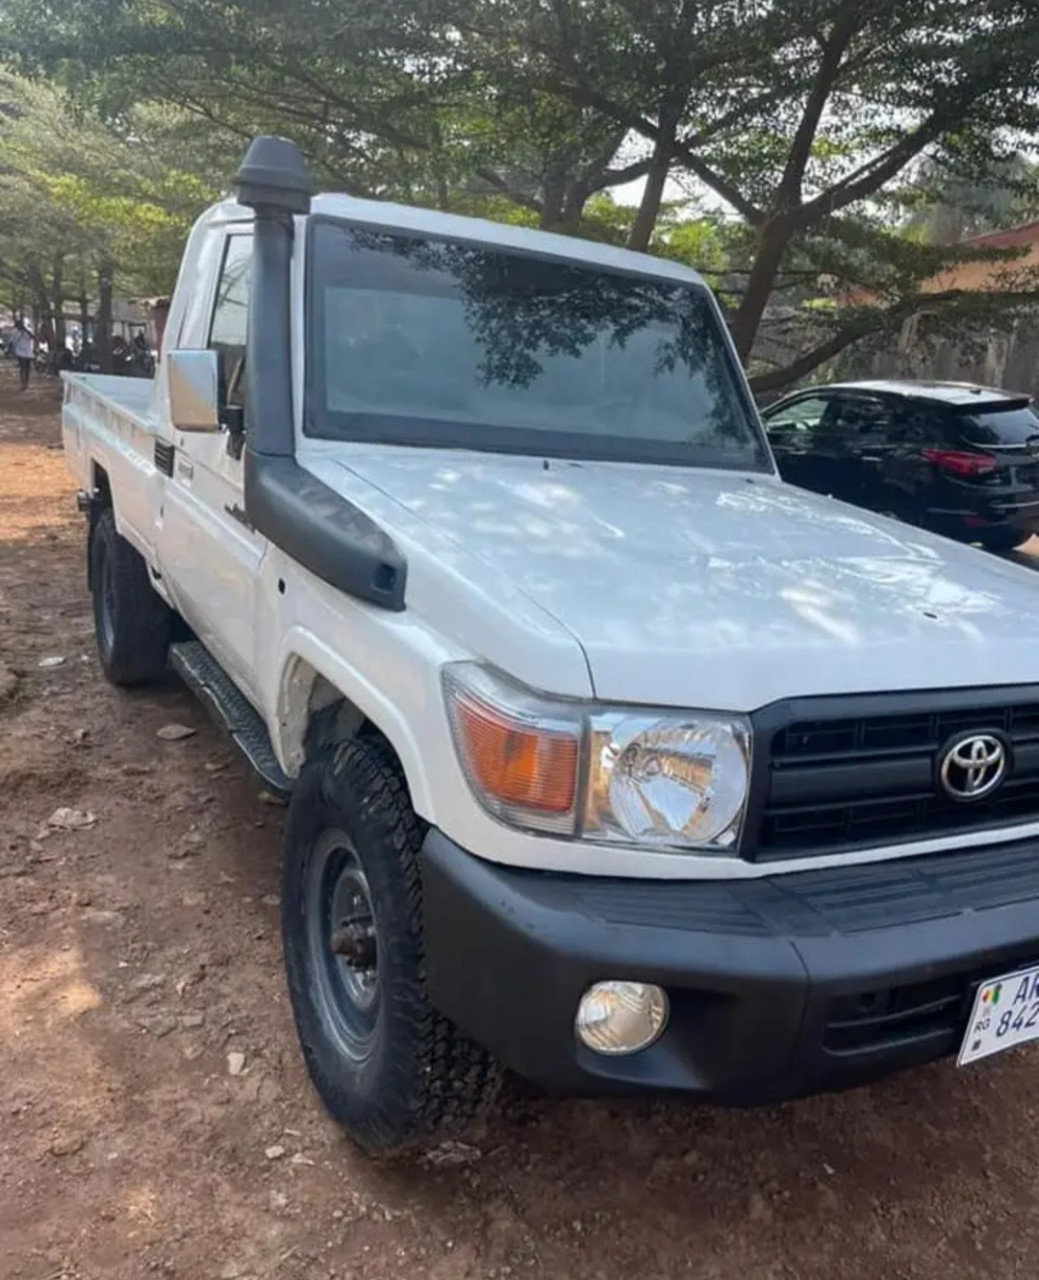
(282, 737, 500, 1155)
(89, 509, 172, 686)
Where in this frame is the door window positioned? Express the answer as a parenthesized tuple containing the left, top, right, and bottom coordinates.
(893, 403, 943, 444)
(823, 395, 891, 443)
(208, 233, 253, 409)
(765, 396, 829, 434)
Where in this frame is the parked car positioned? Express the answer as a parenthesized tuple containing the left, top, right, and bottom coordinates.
(62, 138, 1039, 1156)
(762, 380, 1039, 552)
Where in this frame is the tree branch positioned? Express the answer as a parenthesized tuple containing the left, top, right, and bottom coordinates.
(748, 287, 1039, 394)
(588, 157, 654, 191)
(557, 80, 764, 223)
(473, 167, 543, 213)
(680, 89, 789, 151)
(749, 326, 876, 394)
(777, 13, 860, 206)
(797, 104, 967, 225)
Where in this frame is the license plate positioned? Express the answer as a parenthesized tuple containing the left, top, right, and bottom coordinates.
(958, 964, 1039, 1066)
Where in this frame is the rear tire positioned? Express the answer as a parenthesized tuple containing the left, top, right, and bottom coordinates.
(975, 528, 1023, 555)
(281, 737, 500, 1156)
(877, 488, 919, 527)
(89, 508, 173, 686)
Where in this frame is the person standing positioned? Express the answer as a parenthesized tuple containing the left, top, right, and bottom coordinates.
(11, 319, 34, 391)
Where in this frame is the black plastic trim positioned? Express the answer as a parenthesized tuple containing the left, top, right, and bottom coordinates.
(233, 139, 408, 612)
(154, 439, 175, 477)
(242, 206, 294, 460)
(245, 452, 406, 611)
(744, 683, 1039, 860)
(224, 503, 256, 533)
(234, 135, 312, 217)
(421, 828, 1039, 1098)
(170, 640, 292, 796)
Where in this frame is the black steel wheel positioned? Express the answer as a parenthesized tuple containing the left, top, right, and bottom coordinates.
(281, 737, 500, 1155)
(305, 828, 381, 1064)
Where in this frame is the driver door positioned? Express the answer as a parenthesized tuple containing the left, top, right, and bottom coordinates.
(764, 394, 830, 490)
(159, 230, 266, 700)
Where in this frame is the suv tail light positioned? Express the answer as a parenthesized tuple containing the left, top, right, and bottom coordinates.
(922, 449, 998, 477)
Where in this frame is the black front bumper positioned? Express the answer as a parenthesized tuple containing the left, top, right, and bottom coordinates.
(420, 832, 1039, 1101)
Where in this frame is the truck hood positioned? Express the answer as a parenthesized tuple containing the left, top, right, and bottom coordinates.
(334, 449, 1039, 709)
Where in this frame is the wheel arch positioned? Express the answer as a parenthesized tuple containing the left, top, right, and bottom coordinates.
(274, 645, 434, 818)
(90, 460, 112, 507)
(86, 461, 113, 588)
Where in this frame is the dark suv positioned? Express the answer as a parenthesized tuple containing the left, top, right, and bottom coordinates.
(762, 380, 1039, 553)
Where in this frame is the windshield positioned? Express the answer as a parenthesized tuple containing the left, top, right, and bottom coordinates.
(956, 402, 1039, 446)
(305, 220, 769, 470)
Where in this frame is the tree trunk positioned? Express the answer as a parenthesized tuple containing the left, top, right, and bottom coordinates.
(27, 261, 51, 347)
(627, 140, 672, 252)
(51, 255, 67, 364)
(540, 164, 568, 233)
(539, 154, 590, 233)
(79, 278, 89, 354)
(96, 260, 114, 375)
(559, 177, 591, 235)
(730, 218, 793, 362)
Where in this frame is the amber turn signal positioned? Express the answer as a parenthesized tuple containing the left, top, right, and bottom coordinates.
(452, 695, 578, 815)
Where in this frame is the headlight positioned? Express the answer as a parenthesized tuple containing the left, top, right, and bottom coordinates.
(584, 713, 749, 848)
(443, 664, 750, 852)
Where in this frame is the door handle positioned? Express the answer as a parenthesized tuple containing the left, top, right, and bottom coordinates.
(176, 456, 194, 482)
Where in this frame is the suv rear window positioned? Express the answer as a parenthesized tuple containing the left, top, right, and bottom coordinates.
(956, 401, 1039, 446)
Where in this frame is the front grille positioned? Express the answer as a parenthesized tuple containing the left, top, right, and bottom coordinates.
(824, 972, 971, 1058)
(748, 689, 1039, 859)
(824, 953, 1039, 1059)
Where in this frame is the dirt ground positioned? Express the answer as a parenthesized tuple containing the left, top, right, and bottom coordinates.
(3, 363, 1039, 1280)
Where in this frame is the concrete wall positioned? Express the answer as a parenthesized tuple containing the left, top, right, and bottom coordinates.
(849, 314, 1039, 398)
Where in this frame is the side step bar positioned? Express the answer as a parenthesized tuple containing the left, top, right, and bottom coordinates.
(169, 640, 292, 799)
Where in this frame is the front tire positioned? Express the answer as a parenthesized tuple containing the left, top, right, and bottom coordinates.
(282, 738, 500, 1155)
(89, 508, 173, 686)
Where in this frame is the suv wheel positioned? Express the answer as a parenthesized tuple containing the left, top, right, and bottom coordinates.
(89, 508, 173, 686)
(282, 737, 500, 1155)
(976, 527, 1024, 555)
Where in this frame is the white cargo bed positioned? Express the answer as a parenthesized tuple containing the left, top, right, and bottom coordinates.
(61, 372, 164, 563)
(62, 372, 156, 423)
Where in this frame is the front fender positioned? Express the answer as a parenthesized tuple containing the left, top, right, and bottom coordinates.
(272, 626, 436, 818)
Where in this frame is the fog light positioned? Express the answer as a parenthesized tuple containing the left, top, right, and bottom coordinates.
(575, 981, 668, 1055)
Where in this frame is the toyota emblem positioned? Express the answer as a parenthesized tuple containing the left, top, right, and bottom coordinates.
(939, 733, 1007, 802)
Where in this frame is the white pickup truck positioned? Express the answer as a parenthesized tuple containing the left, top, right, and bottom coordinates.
(63, 137, 1039, 1154)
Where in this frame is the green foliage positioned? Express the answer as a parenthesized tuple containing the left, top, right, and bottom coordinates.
(653, 216, 732, 283)
(2, 0, 1039, 387)
(0, 68, 221, 329)
(899, 153, 1039, 246)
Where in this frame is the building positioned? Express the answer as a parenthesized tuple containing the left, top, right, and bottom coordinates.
(860, 220, 1039, 396)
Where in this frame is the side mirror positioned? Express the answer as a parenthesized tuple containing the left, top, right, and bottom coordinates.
(168, 349, 220, 433)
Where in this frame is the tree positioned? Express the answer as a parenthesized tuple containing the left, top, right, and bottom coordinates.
(901, 154, 1039, 246)
(0, 69, 222, 366)
(5, 0, 1039, 390)
(0, 0, 644, 227)
(477, 0, 1039, 385)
